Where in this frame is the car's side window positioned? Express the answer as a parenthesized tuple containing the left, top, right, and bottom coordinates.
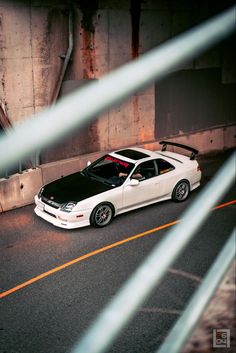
(131, 160, 156, 181)
(156, 159, 175, 175)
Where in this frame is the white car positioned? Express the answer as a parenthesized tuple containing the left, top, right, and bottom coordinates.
(34, 141, 201, 229)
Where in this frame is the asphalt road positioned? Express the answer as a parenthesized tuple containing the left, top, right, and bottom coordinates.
(0, 150, 235, 353)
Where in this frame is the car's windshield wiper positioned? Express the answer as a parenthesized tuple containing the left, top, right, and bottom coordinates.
(85, 171, 102, 182)
(84, 169, 115, 186)
(82, 169, 94, 178)
(102, 180, 114, 186)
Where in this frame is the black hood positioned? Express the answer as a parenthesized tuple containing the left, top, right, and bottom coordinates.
(41, 172, 113, 204)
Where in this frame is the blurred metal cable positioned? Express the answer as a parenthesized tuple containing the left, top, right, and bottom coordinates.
(70, 152, 235, 353)
(157, 227, 236, 353)
(0, 6, 235, 170)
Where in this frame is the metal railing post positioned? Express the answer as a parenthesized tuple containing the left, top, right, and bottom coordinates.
(4, 168, 9, 179)
(156, 228, 236, 353)
(18, 160, 23, 174)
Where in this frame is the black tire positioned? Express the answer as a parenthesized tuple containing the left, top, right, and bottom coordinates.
(90, 203, 114, 227)
(172, 180, 190, 202)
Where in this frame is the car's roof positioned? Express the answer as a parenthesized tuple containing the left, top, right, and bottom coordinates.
(110, 146, 190, 165)
(114, 147, 154, 160)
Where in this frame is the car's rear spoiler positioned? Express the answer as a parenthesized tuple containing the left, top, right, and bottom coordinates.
(159, 141, 199, 160)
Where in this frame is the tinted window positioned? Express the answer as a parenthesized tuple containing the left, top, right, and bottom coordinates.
(132, 160, 156, 181)
(85, 154, 134, 186)
(156, 159, 175, 175)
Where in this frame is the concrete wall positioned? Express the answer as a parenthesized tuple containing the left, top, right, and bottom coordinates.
(0, 0, 235, 162)
(156, 68, 236, 138)
(0, 168, 43, 212)
(0, 0, 68, 123)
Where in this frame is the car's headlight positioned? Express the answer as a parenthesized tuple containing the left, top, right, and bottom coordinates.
(38, 187, 44, 199)
(60, 201, 77, 212)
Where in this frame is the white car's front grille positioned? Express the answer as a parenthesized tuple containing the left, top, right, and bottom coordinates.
(41, 196, 60, 209)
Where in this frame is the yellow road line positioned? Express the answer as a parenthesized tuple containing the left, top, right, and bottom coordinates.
(0, 221, 178, 299)
(0, 199, 235, 299)
(213, 199, 236, 210)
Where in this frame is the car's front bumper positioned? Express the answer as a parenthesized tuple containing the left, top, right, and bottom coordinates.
(34, 196, 91, 229)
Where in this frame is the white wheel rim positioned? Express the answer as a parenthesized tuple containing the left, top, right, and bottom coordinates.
(176, 182, 188, 200)
(95, 205, 112, 226)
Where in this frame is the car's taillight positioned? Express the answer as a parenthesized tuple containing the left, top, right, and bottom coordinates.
(197, 165, 201, 172)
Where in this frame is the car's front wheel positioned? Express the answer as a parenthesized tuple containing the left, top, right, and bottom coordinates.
(90, 203, 114, 227)
(172, 180, 190, 202)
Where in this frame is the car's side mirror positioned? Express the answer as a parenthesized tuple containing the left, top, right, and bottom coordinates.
(87, 161, 91, 167)
(128, 179, 139, 186)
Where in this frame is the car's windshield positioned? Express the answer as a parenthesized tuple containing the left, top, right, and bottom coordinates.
(83, 155, 135, 186)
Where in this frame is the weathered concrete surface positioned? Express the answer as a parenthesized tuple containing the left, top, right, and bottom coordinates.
(40, 150, 102, 185)
(0, 0, 235, 163)
(0, 1, 68, 123)
(143, 125, 236, 155)
(182, 261, 236, 353)
(0, 168, 43, 212)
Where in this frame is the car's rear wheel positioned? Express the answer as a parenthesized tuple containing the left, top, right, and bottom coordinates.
(90, 203, 114, 227)
(172, 180, 190, 202)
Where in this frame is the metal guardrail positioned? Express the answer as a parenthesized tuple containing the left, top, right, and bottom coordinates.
(0, 5, 235, 353)
(157, 226, 235, 353)
(1, 153, 39, 179)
